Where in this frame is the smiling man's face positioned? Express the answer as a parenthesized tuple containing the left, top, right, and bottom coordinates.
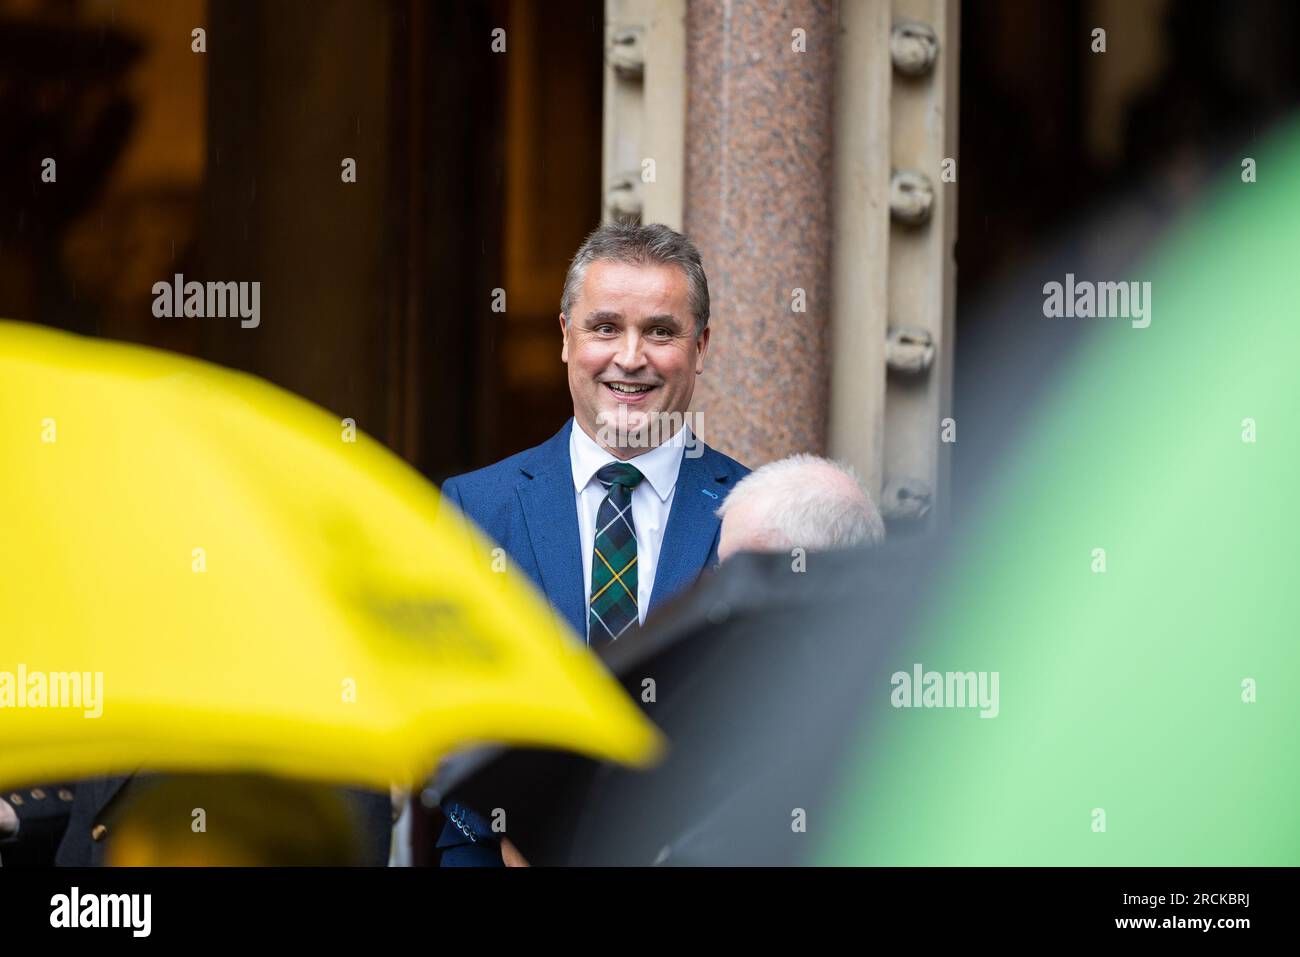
(560, 258, 710, 458)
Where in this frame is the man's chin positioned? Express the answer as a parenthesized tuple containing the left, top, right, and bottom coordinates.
(594, 406, 657, 450)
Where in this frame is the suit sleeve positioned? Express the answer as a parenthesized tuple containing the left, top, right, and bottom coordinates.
(435, 799, 504, 867)
(1, 784, 76, 866)
(430, 476, 503, 864)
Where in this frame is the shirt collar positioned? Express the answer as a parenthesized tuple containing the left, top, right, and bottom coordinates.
(569, 418, 688, 503)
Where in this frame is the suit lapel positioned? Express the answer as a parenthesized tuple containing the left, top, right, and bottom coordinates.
(516, 423, 586, 638)
(649, 447, 728, 614)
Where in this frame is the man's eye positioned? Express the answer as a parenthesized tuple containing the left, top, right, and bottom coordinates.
(650, 327, 672, 338)
(594, 324, 616, 335)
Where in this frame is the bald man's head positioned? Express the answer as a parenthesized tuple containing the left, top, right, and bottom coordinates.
(716, 455, 885, 562)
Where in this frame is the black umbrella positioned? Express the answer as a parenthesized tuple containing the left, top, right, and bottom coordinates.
(433, 536, 943, 865)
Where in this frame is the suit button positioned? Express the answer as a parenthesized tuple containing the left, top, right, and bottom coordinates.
(30, 788, 46, 800)
(91, 824, 108, 842)
(8, 793, 22, 807)
(57, 789, 74, 802)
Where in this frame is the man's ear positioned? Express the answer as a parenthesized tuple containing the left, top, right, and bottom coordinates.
(694, 326, 711, 374)
(558, 313, 569, 363)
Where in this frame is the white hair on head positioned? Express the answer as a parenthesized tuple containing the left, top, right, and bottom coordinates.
(716, 453, 886, 551)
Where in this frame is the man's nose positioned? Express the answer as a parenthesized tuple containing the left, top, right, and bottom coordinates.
(614, 330, 647, 371)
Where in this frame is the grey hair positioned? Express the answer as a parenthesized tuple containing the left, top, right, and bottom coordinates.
(561, 222, 711, 337)
(716, 454, 886, 551)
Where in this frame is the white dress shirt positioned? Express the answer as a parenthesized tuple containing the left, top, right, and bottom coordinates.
(570, 419, 688, 636)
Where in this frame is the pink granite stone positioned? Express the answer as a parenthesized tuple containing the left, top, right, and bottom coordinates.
(683, 0, 835, 469)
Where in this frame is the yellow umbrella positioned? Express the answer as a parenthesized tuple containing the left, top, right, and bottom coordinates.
(0, 320, 662, 790)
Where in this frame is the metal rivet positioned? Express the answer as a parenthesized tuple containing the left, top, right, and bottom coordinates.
(886, 326, 935, 375)
(881, 477, 933, 522)
(609, 26, 645, 79)
(890, 20, 939, 76)
(889, 170, 935, 225)
(605, 173, 644, 222)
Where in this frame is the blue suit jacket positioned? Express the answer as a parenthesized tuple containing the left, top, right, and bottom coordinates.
(439, 418, 749, 640)
(435, 418, 749, 864)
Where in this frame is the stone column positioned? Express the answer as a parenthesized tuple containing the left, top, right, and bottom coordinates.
(683, 0, 836, 468)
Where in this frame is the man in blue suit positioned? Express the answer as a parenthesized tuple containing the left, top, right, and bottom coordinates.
(435, 222, 749, 864)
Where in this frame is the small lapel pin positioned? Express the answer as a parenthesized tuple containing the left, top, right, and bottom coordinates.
(700, 488, 719, 499)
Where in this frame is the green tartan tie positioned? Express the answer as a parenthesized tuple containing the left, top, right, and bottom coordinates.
(588, 462, 645, 646)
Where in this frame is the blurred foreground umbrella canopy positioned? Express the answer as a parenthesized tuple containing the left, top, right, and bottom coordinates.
(0, 321, 661, 790)
(820, 118, 1300, 864)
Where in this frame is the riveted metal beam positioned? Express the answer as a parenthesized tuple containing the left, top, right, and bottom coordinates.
(602, 0, 686, 229)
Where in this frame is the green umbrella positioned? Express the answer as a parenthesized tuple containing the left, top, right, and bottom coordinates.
(822, 119, 1300, 865)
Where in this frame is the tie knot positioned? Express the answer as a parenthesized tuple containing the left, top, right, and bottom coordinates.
(596, 462, 645, 491)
